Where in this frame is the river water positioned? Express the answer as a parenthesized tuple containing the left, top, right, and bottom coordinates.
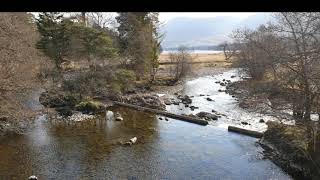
(0, 69, 292, 179)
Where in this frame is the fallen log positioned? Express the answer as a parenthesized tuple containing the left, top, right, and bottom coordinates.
(228, 126, 263, 138)
(112, 101, 208, 126)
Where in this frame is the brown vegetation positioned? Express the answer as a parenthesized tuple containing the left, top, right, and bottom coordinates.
(0, 13, 47, 134)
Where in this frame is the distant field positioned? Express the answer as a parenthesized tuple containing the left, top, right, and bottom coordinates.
(159, 53, 227, 64)
(156, 53, 233, 79)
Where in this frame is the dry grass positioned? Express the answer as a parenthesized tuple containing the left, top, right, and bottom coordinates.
(159, 53, 227, 63)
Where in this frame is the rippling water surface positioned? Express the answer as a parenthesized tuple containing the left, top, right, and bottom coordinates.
(0, 69, 291, 179)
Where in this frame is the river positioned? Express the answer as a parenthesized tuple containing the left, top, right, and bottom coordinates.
(0, 68, 292, 179)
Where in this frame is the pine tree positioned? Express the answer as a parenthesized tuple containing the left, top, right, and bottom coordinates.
(71, 24, 117, 70)
(36, 12, 72, 72)
(116, 12, 162, 81)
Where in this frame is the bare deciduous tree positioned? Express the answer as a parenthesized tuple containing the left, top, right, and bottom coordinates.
(218, 41, 236, 61)
(232, 12, 320, 121)
(169, 46, 193, 81)
(0, 12, 45, 121)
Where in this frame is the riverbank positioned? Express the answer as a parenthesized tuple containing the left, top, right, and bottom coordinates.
(226, 75, 320, 179)
(260, 121, 320, 179)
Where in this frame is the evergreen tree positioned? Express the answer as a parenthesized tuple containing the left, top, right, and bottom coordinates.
(71, 24, 117, 70)
(116, 12, 156, 80)
(36, 12, 72, 71)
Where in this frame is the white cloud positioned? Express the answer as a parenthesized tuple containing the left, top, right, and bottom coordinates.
(159, 12, 258, 23)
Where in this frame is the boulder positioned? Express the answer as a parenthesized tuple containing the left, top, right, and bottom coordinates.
(196, 111, 218, 121)
(178, 95, 192, 104)
(190, 106, 199, 111)
(199, 94, 205, 96)
(163, 98, 174, 105)
(220, 83, 226, 86)
(173, 101, 180, 105)
(115, 112, 123, 121)
(259, 119, 265, 123)
(123, 94, 166, 110)
(28, 175, 38, 180)
(124, 137, 137, 146)
(206, 97, 213, 101)
(241, 121, 249, 125)
(130, 137, 137, 143)
(231, 75, 236, 78)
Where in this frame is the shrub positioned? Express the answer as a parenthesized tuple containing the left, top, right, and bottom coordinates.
(111, 69, 136, 93)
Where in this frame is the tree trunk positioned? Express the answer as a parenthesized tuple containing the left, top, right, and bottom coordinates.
(304, 83, 312, 121)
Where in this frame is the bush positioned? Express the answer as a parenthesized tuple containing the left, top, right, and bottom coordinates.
(62, 68, 113, 98)
(111, 69, 136, 93)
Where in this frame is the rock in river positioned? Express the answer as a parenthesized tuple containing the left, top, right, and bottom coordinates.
(163, 98, 174, 105)
(196, 112, 218, 121)
(206, 97, 214, 101)
(173, 101, 180, 105)
(190, 106, 199, 111)
(177, 95, 192, 104)
(241, 121, 249, 125)
(121, 94, 166, 110)
(124, 137, 137, 146)
(28, 175, 38, 180)
(115, 112, 123, 121)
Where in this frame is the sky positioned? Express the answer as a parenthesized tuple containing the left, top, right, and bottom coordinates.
(32, 12, 258, 22)
(159, 12, 258, 23)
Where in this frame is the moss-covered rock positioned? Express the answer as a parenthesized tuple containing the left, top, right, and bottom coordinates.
(75, 101, 105, 114)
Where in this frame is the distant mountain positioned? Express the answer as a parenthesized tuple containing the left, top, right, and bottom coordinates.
(161, 13, 273, 49)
